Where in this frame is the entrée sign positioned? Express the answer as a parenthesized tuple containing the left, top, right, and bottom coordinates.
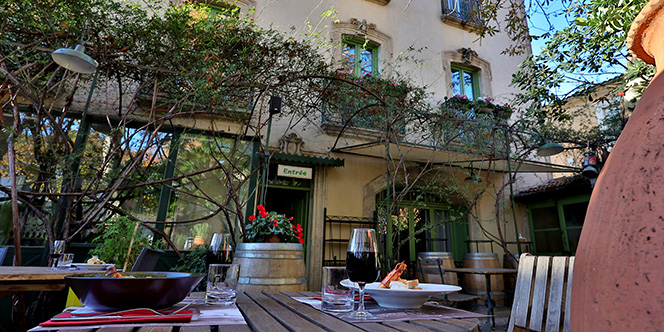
(277, 165, 312, 179)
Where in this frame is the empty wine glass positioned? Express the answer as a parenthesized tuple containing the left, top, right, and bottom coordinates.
(345, 228, 380, 320)
(50, 240, 66, 270)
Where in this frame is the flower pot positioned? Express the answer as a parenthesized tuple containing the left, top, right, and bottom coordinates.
(572, 2, 664, 330)
(193, 236, 205, 247)
(232, 242, 307, 292)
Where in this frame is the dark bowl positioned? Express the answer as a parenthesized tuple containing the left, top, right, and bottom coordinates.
(66, 272, 204, 311)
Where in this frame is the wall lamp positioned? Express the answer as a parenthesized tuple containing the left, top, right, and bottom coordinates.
(51, 44, 98, 74)
(536, 142, 564, 156)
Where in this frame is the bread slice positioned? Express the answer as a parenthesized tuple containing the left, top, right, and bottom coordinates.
(406, 279, 419, 289)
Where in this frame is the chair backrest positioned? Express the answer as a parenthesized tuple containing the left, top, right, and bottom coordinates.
(508, 253, 574, 332)
(417, 257, 446, 283)
(0, 246, 8, 265)
(131, 247, 165, 272)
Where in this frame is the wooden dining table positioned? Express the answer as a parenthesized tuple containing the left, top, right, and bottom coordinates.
(445, 267, 517, 329)
(30, 290, 483, 332)
(0, 266, 96, 298)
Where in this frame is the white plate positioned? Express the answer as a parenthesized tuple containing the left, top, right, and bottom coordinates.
(71, 263, 115, 271)
(341, 279, 461, 309)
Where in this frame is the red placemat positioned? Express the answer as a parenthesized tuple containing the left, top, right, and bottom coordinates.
(39, 309, 194, 327)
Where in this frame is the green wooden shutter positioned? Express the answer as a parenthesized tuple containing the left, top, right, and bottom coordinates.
(449, 219, 469, 262)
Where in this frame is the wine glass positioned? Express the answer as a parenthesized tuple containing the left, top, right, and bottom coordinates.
(50, 240, 66, 270)
(206, 233, 233, 271)
(345, 228, 380, 320)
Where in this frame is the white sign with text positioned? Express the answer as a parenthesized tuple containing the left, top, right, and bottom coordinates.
(277, 165, 312, 179)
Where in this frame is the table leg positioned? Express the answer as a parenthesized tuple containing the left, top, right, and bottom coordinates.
(484, 274, 496, 329)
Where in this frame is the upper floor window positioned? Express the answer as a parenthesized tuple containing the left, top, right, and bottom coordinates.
(442, 0, 481, 25)
(451, 65, 478, 100)
(341, 39, 378, 77)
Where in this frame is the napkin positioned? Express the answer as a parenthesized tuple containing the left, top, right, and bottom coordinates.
(39, 309, 194, 327)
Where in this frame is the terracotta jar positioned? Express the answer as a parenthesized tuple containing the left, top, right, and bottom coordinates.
(571, 0, 664, 329)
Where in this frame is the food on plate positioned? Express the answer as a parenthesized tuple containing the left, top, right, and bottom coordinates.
(388, 279, 420, 290)
(378, 261, 421, 289)
(87, 256, 106, 264)
(105, 266, 124, 278)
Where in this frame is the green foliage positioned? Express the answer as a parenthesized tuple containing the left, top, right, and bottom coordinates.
(88, 216, 155, 270)
(509, 0, 653, 156)
(171, 244, 208, 292)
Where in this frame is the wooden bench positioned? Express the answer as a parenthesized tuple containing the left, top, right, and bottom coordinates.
(508, 253, 574, 332)
(417, 257, 479, 309)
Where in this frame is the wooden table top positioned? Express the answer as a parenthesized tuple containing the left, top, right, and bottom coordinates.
(29, 290, 481, 332)
(0, 266, 99, 293)
(445, 267, 518, 275)
(0, 266, 95, 280)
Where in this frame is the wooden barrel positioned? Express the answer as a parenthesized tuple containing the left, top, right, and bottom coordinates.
(463, 253, 504, 306)
(503, 253, 519, 290)
(232, 243, 307, 292)
(503, 253, 519, 306)
(416, 252, 458, 285)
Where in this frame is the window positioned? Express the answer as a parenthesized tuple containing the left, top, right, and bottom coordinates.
(451, 65, 478, 100)
(527, 195, 590, 255)
(442, 0, 481, 24)
(341, 39, 378, 77)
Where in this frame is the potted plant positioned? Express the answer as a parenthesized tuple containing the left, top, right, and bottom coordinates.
(234, 205, 307, 291)
(244, 205, 304, 244)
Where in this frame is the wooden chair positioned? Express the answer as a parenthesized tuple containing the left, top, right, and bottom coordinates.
(417, 257, 479, 309)
(508, 253, 574, 332)
(131, 247, 165, 271)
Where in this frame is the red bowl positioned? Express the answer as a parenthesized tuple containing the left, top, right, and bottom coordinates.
(66, 272, 204, 311)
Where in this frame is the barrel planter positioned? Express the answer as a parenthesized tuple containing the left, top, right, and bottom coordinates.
(462, 253, 504, 306)
(572, 1, 664, 329)
(232, 242, 307, 292)
(503, 253, 519, 306)
(415, 252, 458, 285)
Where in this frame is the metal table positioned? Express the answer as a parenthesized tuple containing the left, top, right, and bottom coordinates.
(445, 267, 517, 329)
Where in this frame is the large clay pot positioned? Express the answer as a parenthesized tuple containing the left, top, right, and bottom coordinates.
(571, 1, 664, 329)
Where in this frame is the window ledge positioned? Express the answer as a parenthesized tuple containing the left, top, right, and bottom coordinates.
(440, 14, 481, 34)
(364, 0, 390, 5)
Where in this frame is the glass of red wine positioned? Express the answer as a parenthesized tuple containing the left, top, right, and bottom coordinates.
(50, 240, 65, 270)
(345, 228, 380, 320)
(206, 233, 233, 271)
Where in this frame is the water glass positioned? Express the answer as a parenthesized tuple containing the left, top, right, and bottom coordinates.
(57, 253, 74, 268)
(206, 263, 240, 305)
(321, 266, 354, 312)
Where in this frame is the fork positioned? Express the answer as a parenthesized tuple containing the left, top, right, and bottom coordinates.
(60, 301, 197, 320)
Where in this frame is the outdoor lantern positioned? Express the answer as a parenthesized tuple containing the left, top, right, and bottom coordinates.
(464, 169, 482, 183)
(581, 150, 599, 179)
(537, 141, 564, 156)
(51, 44, 98, 74)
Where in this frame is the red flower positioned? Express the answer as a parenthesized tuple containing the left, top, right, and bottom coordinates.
(260, 211, 269, 218)
(289, 217, 294, 221)
(248, 215, 256, 221)
(257, 205, 266, 212)
(299, 238, 304, 244)
(273, 220, 278, 226)
(618, 91, 625, 96)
